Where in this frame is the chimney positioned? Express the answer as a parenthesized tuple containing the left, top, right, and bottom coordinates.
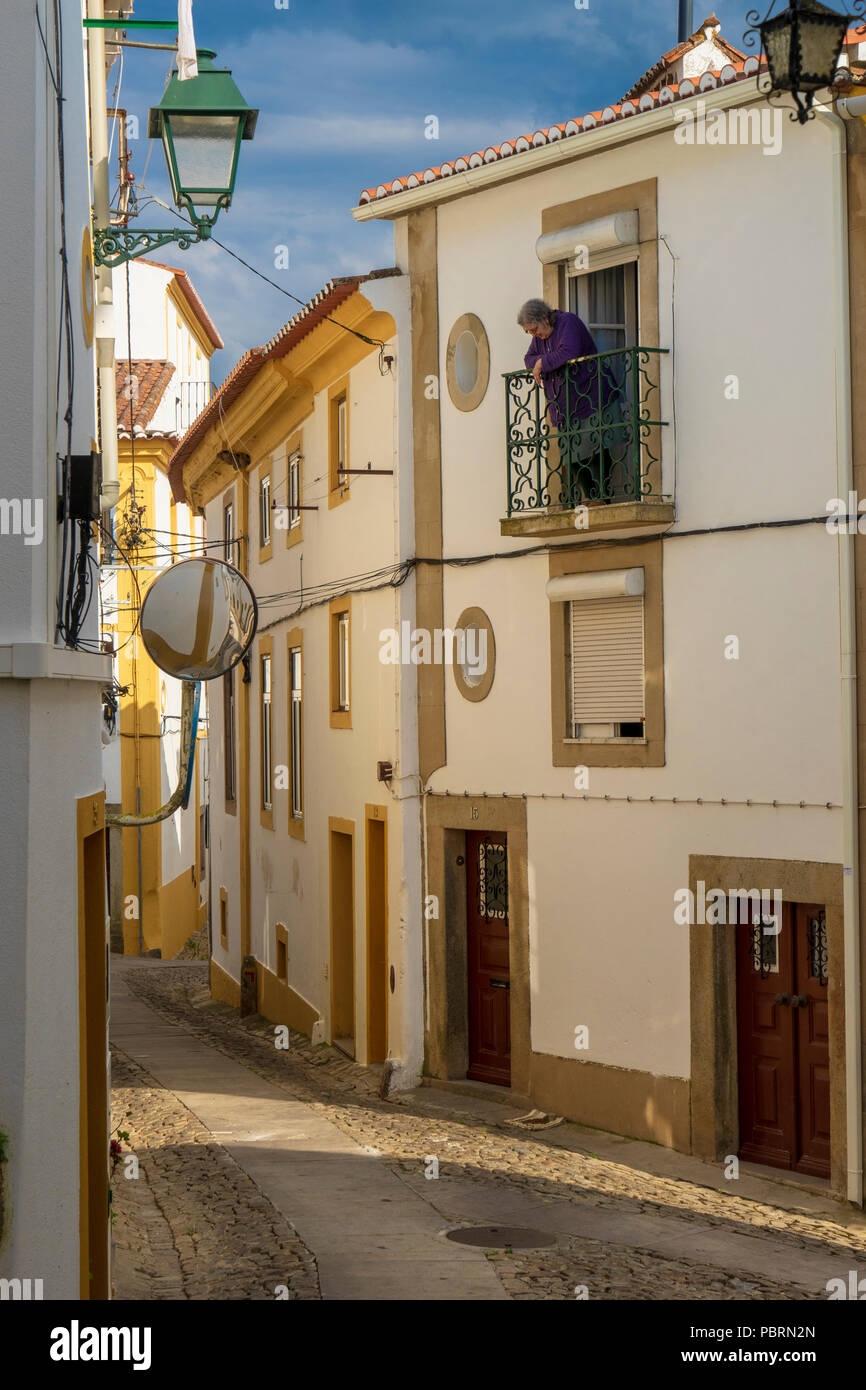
(677, 0, 693, 43)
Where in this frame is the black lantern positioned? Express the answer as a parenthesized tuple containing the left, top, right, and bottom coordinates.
(745, 0, 856, 122)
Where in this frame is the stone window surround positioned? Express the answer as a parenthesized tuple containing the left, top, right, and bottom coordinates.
(549, 536, 664, 767)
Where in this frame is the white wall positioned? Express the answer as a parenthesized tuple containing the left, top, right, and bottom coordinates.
(426, 108, 844, 1080)
(112, 260, 210, 438)
(0, 0, 105, 1296)
(205, 276, 423, 1076)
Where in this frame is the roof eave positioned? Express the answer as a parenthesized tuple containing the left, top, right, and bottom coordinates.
(353, 74, 763, 223)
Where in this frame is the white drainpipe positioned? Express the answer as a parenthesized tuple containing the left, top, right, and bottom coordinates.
(818, 97, 863, 1206)
(87, 0, 119, 512)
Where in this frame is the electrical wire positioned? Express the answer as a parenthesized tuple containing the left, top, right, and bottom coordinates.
(106, 46, 123, 170)
(43, 0, 86, 648)
(97, 520, 143, 656)
(134, 180, 386, 349)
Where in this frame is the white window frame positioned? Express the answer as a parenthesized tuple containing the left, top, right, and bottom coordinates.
(565, 248, 639, 351)
(223, 501, 234, 564)
(337, 612, 350, 712)
(260, 474, 271, 549)
(337, 398, 347, 479)
(290, 646, 302, 819)
(261, 655, 272, 812)
(288, 449, 301, 530)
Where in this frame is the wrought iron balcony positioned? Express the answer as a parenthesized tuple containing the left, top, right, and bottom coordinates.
(504, 346, 668, 522)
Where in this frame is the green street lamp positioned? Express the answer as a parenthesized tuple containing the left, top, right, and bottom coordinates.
(744, 0, 860, 123)
(93, 50, 258, 267)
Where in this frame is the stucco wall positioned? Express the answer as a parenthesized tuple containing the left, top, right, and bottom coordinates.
(0, 0, 103, 1295)
(425, 111, 844, 1081)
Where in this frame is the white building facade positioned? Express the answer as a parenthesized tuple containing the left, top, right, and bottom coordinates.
(102, 259, 218, 960)
(172, 272, 424, 1082)
(356, 45, 866, 1199)
(0, 0, 112, 1296)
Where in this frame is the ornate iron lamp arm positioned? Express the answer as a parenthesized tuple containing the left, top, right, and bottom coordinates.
(93, 198, 227, 268)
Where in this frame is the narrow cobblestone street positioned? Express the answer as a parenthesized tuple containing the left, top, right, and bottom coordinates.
(110, 958, 866, 1302)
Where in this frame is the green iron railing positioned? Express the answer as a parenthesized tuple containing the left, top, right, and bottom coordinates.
(504, 346, 668, 515)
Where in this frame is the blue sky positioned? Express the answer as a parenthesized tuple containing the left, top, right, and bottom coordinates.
(114, 0, 750, 380)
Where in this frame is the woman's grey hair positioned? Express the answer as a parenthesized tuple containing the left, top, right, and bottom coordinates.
(517, 298, 555, 329)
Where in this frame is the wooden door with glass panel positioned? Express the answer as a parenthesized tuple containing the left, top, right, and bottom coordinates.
(736, 900, 830, 1179)
(466, 831, 511, 1086)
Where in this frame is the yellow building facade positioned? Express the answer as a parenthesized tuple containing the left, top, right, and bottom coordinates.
(103, 260, 222, 958)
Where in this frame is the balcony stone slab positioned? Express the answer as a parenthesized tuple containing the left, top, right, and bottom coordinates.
(500, 497, 675, 539)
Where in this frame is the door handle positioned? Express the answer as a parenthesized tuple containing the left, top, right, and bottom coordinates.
(774, 993, 789, 1005)
(489, 978, 510, 990)
(791, 994, 808, 1008)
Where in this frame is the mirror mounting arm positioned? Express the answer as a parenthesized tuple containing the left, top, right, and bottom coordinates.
(106, 681, 198, 827)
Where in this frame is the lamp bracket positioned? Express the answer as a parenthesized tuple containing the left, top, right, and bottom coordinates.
(93, 201, 226, 268)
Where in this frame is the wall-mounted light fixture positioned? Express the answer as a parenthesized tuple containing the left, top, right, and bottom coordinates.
(744, 0, 861, 123)
(91, 40, 257, 267)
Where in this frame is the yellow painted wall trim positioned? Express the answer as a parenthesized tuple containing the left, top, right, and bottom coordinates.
(327, 374, 351, 509)
(284, 430, 304, 551)
(77, 790, 108, 1300)
(167, 276, 218, 360)
(258, 965, 319, 1037)
(329, 595, 352, 729)
(210, 956, 241, 1007)
(178, 291, 395, 511)
(258, 635, 274, 830)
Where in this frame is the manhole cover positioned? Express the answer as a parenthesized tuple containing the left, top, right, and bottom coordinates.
(445, 1225, 556, 1250)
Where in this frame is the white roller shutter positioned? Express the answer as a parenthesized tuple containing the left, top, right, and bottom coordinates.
(570, 595, 645, 724)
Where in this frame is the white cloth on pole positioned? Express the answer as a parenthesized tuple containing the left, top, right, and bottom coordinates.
(177, 0, 198, 81)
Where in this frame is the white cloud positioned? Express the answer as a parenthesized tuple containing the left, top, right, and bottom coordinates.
(251, 109, 539, 156)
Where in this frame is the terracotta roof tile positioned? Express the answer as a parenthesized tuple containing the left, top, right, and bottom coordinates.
(358, 57, 771, 207)
(358, 20, 866, 210)
(167, 271, 399, 501)
(623, 13, 745, 99)
(115, 359, 175, 432)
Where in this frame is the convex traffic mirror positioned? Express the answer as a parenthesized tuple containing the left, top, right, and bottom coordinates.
(140, 557, 257, 681)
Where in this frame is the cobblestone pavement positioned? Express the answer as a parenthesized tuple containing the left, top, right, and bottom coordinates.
(115, 960, 866, 1301)
(110, 1047, 320, 1300)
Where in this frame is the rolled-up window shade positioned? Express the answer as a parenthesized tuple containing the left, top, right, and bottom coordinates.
(546, 567, 644, 603)
(535, 211, 639, 266)
(570, 595, 645, 724)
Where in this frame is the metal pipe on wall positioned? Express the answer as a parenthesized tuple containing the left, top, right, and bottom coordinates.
(86, 0, 119, 512)
(817, 100, 863, 1207)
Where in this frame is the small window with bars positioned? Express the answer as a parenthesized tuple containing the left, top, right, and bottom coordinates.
(568, 594, 645, 739)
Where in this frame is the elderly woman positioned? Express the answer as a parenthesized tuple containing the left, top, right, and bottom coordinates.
(518, 298, 618, 503)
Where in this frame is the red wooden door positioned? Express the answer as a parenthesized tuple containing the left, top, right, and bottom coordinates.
(793, 904, 831, 1178)
(736, 898, 797, 1169)
(736, 900, 830, 1179)
(466, 831, 511, 1085)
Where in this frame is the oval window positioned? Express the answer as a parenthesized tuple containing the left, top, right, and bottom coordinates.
(453, 607, 495, 701)
(459, 625, 486, 686)
(446, 314, 490, 411)
(454, 331, 479, 395)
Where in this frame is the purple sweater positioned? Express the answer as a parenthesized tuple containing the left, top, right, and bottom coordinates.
(524, 310, 605, 427)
